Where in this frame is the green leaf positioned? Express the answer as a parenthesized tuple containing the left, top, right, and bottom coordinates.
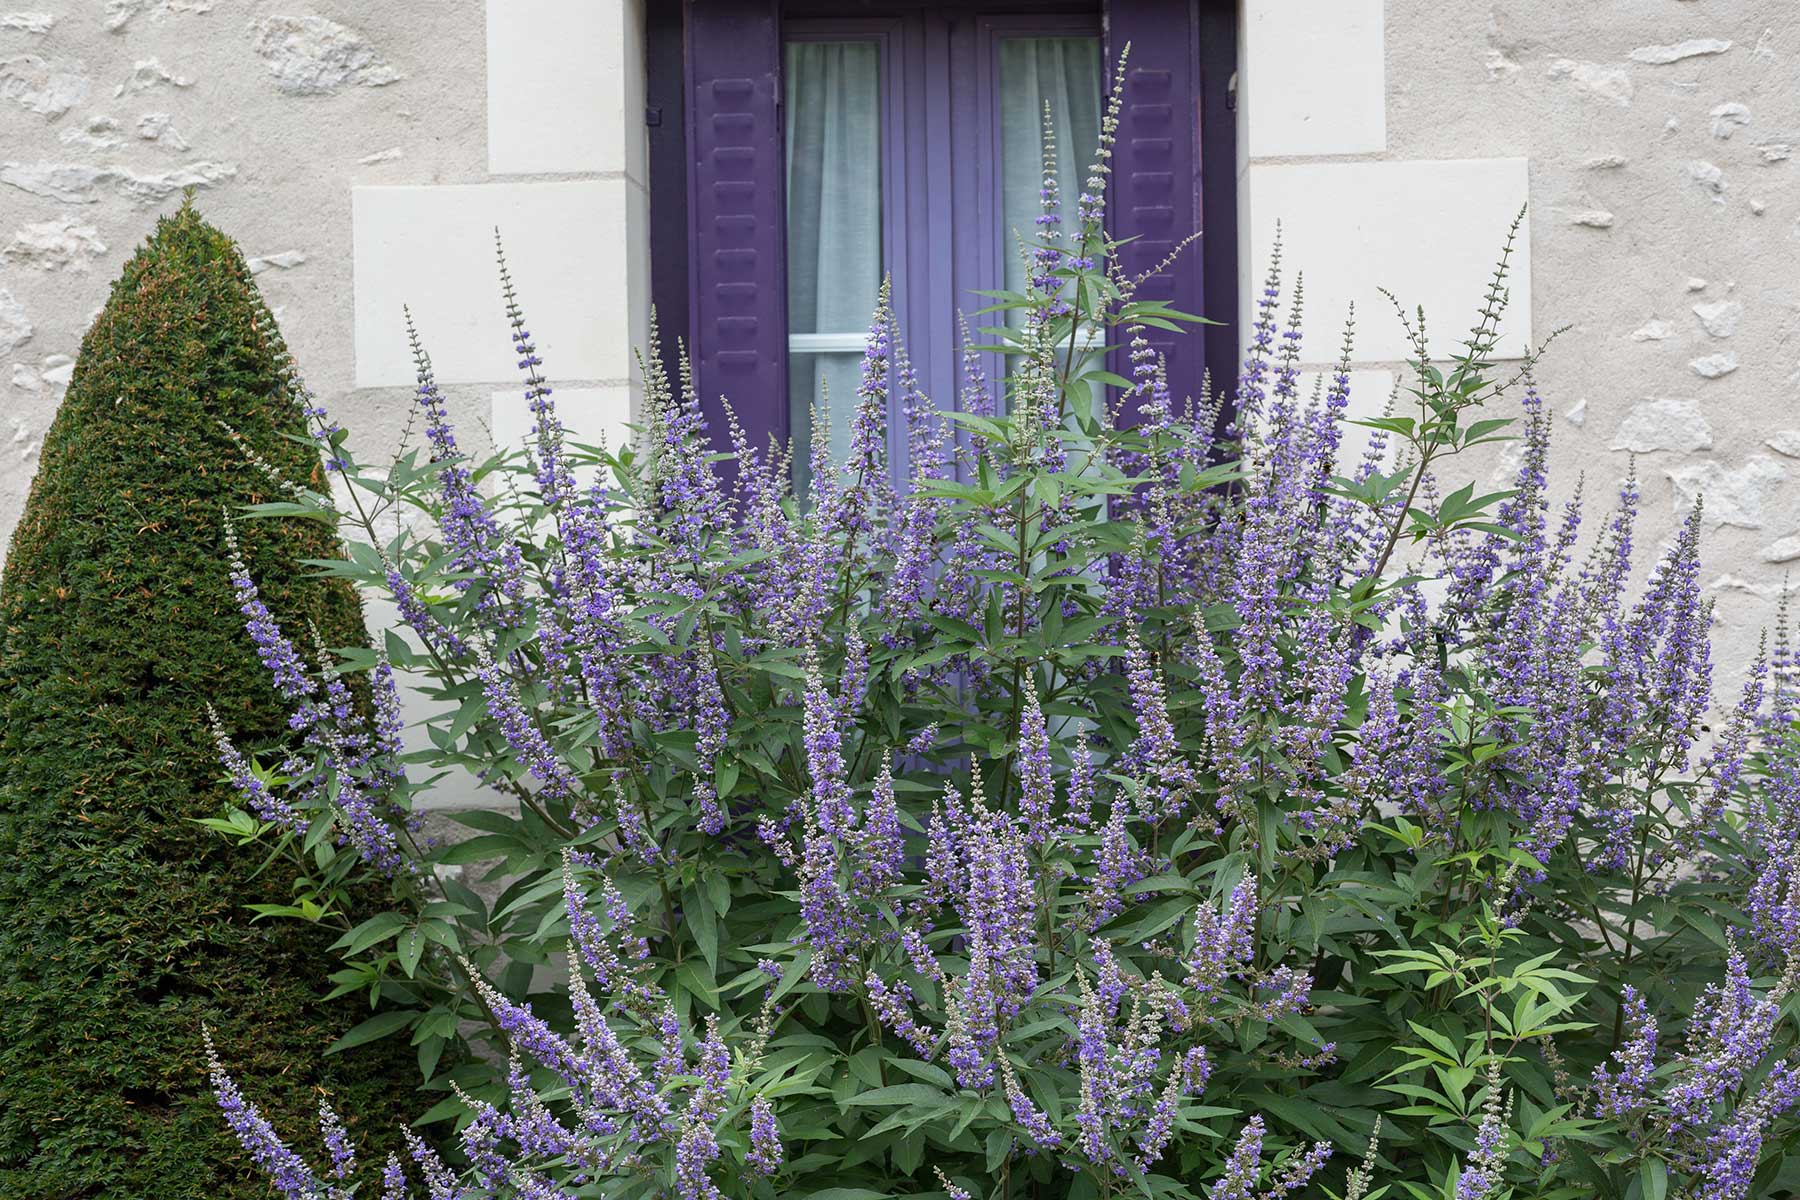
(447, 809, 521, 836)
(986, 1127, 1013, 1173)
(334, 911, 410, 956)
(1245, 1092, 1366, 1150)
(397, 927, 425, 978)
(417, 1035, 446, 1083)
(413, 1095, 471, 1125)
(435, 834, 521, 865)
(243, 902, 317, 922)
(675, 960, 719, 1009)
(238, 500, 338, 524)
(840, 1083, 950, 1109)
(684, 883, 720, 974)
(326, 1009, 415, 1055)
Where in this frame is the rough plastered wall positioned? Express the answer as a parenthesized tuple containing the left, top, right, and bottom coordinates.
(1241, 0, 1800, 693)
(0, 0, 647, 563)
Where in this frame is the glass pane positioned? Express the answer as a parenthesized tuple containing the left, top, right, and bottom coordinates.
(997, 36, 1103, 416)
(999, 37, 1102, 310)
(788, 351, 865, 497)
(785, 40, 882, 487)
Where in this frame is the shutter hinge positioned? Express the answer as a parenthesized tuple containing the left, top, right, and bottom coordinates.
(1226, 72, 1237, 112)
(645, 105, 664, 127)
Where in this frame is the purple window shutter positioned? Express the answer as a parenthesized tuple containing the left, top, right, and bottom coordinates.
(1104, 0, 1205, 422)
(685, 0, 787, 459)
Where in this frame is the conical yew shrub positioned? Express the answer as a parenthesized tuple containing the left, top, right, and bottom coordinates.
(0, 203, 411, 1197)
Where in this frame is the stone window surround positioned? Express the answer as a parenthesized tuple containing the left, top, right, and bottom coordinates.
(349, 0, 1529, 462)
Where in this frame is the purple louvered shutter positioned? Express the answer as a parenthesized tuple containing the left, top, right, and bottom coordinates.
(686, 0, 787, 458)
(1104, 0, 1208, 419)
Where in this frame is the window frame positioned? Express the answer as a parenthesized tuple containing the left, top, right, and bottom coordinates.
(779, 17, 911, 492)
(650, 0, 1239, 475)
(784, 10, 1110, 487)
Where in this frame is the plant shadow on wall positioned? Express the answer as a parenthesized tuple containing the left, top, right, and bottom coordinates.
(195, 73, 1800, 1200)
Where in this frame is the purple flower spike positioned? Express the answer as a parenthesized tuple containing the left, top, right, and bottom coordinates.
(205, 1028, 322, 1200)
(225, 522, 313, 703)
(1016, 685, 1055, 847)
(747, 1096, 782, 1176)
(317, 1098, 356, 1181)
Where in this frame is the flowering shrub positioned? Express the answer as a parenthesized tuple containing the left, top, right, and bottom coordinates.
(206, 88, 1800, 1200)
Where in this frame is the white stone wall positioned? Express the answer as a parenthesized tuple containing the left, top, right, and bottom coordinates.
(1240, 0, 1799, 687)
(0, 0, 644, 557)
(2, 0, 1794, 692)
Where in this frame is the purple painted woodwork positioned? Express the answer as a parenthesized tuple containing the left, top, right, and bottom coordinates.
(1195, 0, 1240, 405)
(647, 4, 689, 374)
(674, 1, 1234, 466)
(1104, 0, 1206, 421)
(685, 0, 787, 461)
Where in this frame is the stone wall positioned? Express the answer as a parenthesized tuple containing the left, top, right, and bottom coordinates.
(3, 0, 1794, 705)
(0, 0, 643, 566)
(1242, 1, 1799, 691)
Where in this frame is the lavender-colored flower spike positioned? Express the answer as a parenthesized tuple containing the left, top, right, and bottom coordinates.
(317, 1098, 356, 1181)
(797, 816, 861, 992)
(747, 1095, 782, 1175)
(1267, 1140, 1333, 1200)
(380, 1154, 410, 1200)
(563, 853, 629, 990)
(674, 1118, 723, 1200)
(474, 641, 579, 800)
(1016, 684, 1054, 846)
(865, 971, 936, 1058)
(856, 754, 903, 894)
(1591, 985, 1656, 1120)
(403, 1128, 465, 1200)
(225, 520, 312, 702)
(1029, 102, 1065, 299)
(1455, 1064, 1512, 1200)
(1209, 1116, 1265, 1200)
(1134, 1046, 1212, 1171)
(406, 308, 525, 610)
(496, 231, 577, 513)
(801, 646, 854, 836)
(999, 1055, 1062, 1149)
(204, 1027, 322, 1200)
(1122, 618, 1185, 785)
(1186, 873, 1258, 999)
(384, 561, 468, 659)
(208, 704, 305, 833)
(1701, 1060, 1800, 1200)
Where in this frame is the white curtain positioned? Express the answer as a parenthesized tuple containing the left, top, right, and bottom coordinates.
(780, 35, 1100, 479)
(784, 41, 882, 490)
(999, 38, 1103, 308)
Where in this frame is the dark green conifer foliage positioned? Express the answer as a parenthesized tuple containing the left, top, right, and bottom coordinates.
(0, 203, 409, 1197)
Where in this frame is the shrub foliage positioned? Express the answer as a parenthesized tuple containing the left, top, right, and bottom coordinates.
(210, 101, 1800, 1200)
(0, 203, 411, 1198)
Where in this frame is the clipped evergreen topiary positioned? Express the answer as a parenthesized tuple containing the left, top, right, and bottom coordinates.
(0, 202, 411, 1198)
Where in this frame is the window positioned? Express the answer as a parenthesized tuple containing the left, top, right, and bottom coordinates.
(782, 31, 886, 491)
(645, 1, 1238, 479)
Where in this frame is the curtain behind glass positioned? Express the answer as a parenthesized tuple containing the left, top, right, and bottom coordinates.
(784, 41, 882, 492)
(999, 38, 1102, 306)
